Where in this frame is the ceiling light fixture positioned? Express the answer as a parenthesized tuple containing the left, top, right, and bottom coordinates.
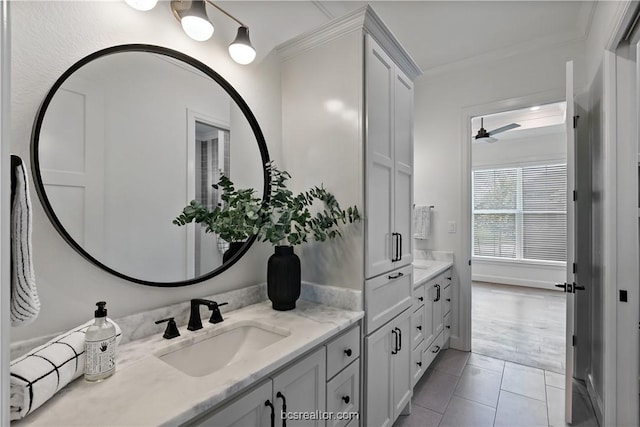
(125, 0, 256, 65)
(124, 0, 158, 11)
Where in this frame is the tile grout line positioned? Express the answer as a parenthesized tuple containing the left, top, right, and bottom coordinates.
(493, 358, 506, 426)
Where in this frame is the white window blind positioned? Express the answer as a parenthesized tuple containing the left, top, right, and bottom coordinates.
(473, 164, 567, 263)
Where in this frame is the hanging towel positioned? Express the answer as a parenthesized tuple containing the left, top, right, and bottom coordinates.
(10, 155, 39, 326)
(413, 205, 432, 239)
(10, 318, 122, 421)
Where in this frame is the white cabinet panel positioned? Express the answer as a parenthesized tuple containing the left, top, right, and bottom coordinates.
(327, 326, 360, 380)
(326, 360, 360, 427)
(190, 381, 272, 427)
(391, 311, 412, 417)
(273, 347, 326, 427)
(364, 265, 413, 334)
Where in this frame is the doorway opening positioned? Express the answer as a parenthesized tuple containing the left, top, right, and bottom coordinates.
(469, 101, 568, 373)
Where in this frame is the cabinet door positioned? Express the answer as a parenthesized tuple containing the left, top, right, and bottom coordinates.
(365, 320, 394, 427)
(393, 68, 414, 268)
(365, 34, 395, 279)
(432, 279, 444, 337)
(391, 309, 412, 419)
(190, 380, 272, 427)
(272, 347, 326, 427)
(422, 281, 436, 347)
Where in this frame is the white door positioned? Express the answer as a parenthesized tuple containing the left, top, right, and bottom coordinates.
(391, 309, 412, 419)
(39, 77, 104, 255)
(272, 347, 326, 427)
(365, 34, 395, 279)
(563, 60, 577, 424)
(393, 68, 414, 268)
(365, 321, 394, 427)
(191, 380, 272, 427)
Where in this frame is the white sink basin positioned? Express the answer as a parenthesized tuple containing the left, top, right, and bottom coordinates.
(156, 321, 290, 377)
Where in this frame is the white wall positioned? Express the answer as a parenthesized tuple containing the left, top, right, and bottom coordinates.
(413, 38, 586, 348)
(10, 1, 282, 342)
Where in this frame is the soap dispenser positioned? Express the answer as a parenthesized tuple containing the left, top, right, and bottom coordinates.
(84, 301, 117, 382)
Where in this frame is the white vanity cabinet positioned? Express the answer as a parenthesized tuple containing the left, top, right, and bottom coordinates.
(189, 347, 326, 427)
(410, 267, 453, 386)
(186, 325, 362, 427)
(364, 307, 412, 427)
(365, 34, 414, 279)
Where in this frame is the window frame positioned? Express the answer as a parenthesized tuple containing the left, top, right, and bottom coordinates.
(472, 162, 567, 266)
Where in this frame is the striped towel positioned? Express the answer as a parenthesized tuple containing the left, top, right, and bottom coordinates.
(10, 318, 122, 420)
(10, 155, 39, 326)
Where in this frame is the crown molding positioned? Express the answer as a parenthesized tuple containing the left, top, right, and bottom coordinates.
(276, 5, 423, 81)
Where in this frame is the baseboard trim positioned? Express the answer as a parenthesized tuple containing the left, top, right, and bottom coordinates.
(472, 274, 561, 291)
(586, 373, 604, 426)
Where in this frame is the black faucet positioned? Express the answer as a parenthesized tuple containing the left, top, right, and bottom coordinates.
(187, 299, 229, 331)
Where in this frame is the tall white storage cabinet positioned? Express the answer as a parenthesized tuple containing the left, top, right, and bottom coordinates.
(278, 6, 421, 427)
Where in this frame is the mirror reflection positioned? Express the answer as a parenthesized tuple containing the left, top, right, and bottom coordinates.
(34, 48, 267, 285)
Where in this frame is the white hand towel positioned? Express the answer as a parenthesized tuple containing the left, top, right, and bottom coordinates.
(10, 318, 122, 420)
(10, 155, 39, 326)
(413, 205, 432, 239)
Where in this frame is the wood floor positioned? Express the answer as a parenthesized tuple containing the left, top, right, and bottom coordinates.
(472, 282, 566, 374)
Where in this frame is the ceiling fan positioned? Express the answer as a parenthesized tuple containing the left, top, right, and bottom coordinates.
(474, 117, 521, 143)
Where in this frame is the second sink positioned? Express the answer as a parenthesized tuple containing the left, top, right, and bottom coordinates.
(156, 321, 290, 377)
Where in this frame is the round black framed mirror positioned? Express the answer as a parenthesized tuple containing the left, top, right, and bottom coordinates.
(31, 44, 270, 287)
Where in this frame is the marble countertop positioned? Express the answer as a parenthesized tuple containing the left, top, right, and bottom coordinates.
(413, 259, 454, 287)
(15, 301, 363, 427)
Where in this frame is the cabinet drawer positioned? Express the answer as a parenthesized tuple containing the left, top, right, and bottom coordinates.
(444, 312, 451, 343)
(365, 265, 413, 334)
(444, 269, 452, 288)
(413, 283, 426, 309)
(327, 326, 360, 380)
(411, 340, 425, 387)
(443, 285, 452, 315)
(327, 359, 360, 427)
(422, 331, 444, 369)
(411, 308, 424, 350)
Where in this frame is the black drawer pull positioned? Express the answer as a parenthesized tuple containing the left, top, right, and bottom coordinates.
(342, 395, 350, 404)
(446, 277, 452, 280)
(446, 298, 451, 302)
(344, 348, 352, 357)
(432, 345, 441, 354)
(395, 327, 402, 351)
(265, 400, 275, 427)
(276, 392, 287, 427)
(446, 325, 451, 329)
(388, 272, 404, 280)
(391, 329, 398, 354)
(417, 361, 422, 367)
(418, 296, 424, 301)
(417, 325, 422, 330)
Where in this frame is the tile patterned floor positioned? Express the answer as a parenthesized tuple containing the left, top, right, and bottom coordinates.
(393, 349, 598, 427)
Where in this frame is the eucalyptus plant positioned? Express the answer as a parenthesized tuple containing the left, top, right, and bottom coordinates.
(173, 175, 262, 243)
(259, 162, 360, 246)
(173, 162, 360, 246)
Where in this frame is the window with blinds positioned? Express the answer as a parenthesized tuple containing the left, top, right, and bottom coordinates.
(472, 164, 567, 263)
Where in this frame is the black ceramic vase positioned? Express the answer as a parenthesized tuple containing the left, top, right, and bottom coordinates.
(223, 241, 246, 263)
(267, 245, 301, 311)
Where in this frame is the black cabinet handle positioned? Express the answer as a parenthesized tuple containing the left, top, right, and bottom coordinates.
(446, 277, 452, 280)
(446, 325, 451, 329)
(344, 348, 352, 357)
(388, 272, 404, 280)
(432, 345, 441, 354)
(276, 392, 286, 427)
(434, 284, 441, 302)
(417, 325, 422, 331)
(391, 233, 399, 262)
(418, 296, 424, 301)
(342, 395, 351, 404)
(446, 298, 451, 302)
(417, 362, 422, 367)
(398, 233, 403, 260)
(391, 329, 398, 354)
(265, 400, 275, 427)
(395, 327, 402, 351)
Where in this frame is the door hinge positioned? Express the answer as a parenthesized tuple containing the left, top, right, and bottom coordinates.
(572, 335, 577, 346)
(573, 115, 579, 129)
(572, 263, 577, 274)
(573, 190, 577, 202)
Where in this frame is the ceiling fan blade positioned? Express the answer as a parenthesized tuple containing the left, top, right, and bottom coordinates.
(488, 123, 520, 135)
